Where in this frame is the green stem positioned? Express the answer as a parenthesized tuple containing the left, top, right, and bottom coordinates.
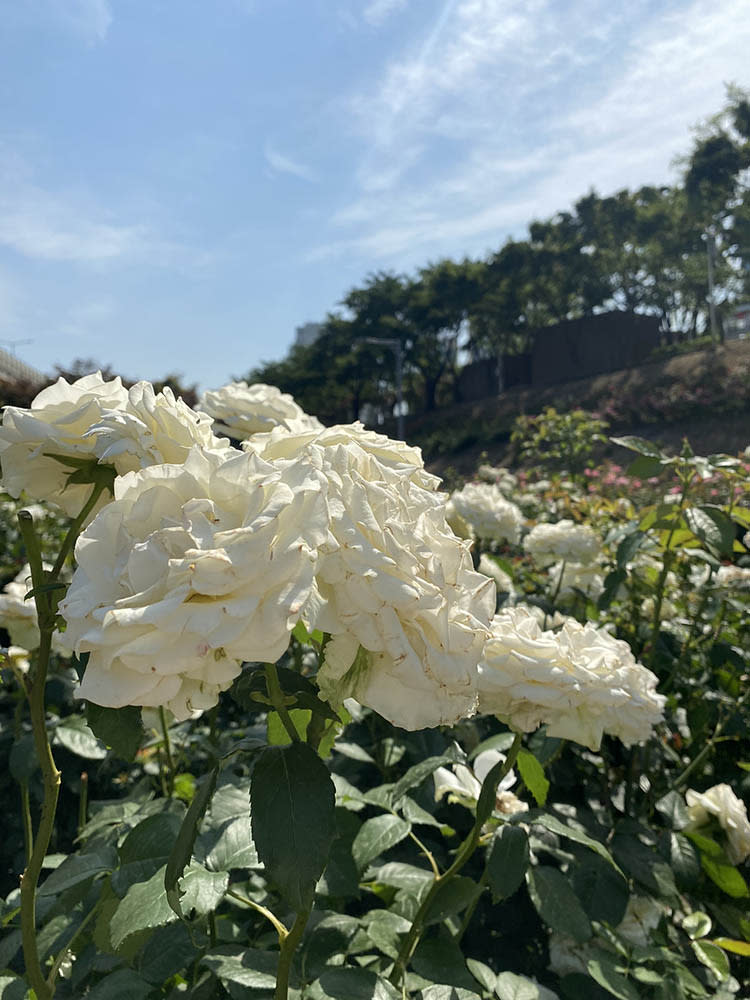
(78, 772, 89, 833)
(20, 782, 33, 867)
(226, 889, 289, 940)
(264, 662, 300, 744)
(50, 482, 107, 581)
(159, 707, 176, 797)
(274, 907, 310, 1000)
(46, 900, 99, 990)
(389, 733, 523, 988)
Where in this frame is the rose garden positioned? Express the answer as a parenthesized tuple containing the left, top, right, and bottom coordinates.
(0, 374, 748, 999)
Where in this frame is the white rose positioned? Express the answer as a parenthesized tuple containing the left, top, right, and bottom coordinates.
(715, 564, 750, 592)
(433, 748, 527, 815)
(59, 447, 329, 721)
(0, 373, 129, 515)
(477, 606, 665, 750)
(447, 482, 523, 544)
(87, 381, 230, 473)
(476, 464, 519, 494)
(0, 565, 71, 654)
(199, 381, 323, 440)
(548, 560, 605, 601)
(524, 520, 601, 566)
(250, 423, 493, 730)
(686, 784, 750, 865)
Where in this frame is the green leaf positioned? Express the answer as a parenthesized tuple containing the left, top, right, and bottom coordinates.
(466, 958, 497, 992)
(38, 848, 117, 896)
(110, 864, 177, 948)
(85, 703, 144, 761)
(423, 876, 481, 926)
(179, 862, 229, 916)
(697, 505, 738, 555)
(486, 824, 529, 901)
(495, 971, 547, 1000)
(201, 945, 279, 990)
(418, 988, 481, 1000)
(352, 814, 411, 870)
(684, 507, 725, 552)
(587, 956, 640, 1000)
(691, 940, 730, 981)
(412, 932, 479, 990)
(307, 968, 400, 999)
(53, 715, 107, 759)
(616, 530, 645, 569)
(598, 569, 627, 610)
(120, 812, 185, 864)
(362, 909, 411, 959)
(655, 791, 689, 830)
(165, 767, 218, 918)
(251, 741, 336, 910)
(700, 853, 749, 898)
(526, 812, 621, 872)
(712, 937, 750, 956)
(267, 707, 310, 744)
(369, 861, 434, 893)
(516, 750, 549, 807)
(201, 815, 258, 871)
(468, 732, 516, 760)
(84, 969, 154, 1000)
(682, 912, 712, 939)
(526, 866, 592, 942)
(627, 455, 664, 478)
(390, 752, 462, 804)
(611, 435, 665, 458)
(572, 857, 629, 926)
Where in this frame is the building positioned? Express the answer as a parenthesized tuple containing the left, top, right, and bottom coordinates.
(294, 322, 324, 349)
(0, 347, 46, 387)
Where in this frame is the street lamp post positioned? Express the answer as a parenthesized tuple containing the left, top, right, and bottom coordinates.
(361, 337, 405, 440)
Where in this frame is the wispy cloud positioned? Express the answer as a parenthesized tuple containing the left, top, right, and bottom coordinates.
(263, 142, 317, 182)
(17, 0, 114, 45)
(363, 0, 409, 27)
(315, 0, 750, 266)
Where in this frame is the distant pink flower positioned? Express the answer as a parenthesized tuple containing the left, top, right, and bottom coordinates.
(632, 479, 642, 488)
(648, 477, 660, 485)
(669, 486, 681, 495)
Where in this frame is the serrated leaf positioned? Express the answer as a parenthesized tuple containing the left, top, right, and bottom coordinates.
(527, 812, 621, 872)
(700, 853, 749, 898)
(466, 957, 496, 992)
(516, 750, 548, 807)
(526, 866, 592, 942)
(120, 811, 185, 864)
(201, 945, 279, 990)
(201, 815, 258, 871)
(655, 791, 689, 830)
(84, 968, 154, 1000)
(38, 848, 117, 896)
(684, 507, 724, 552)
(368, 861, 433, 893)
(179, 861, 229, 916)
(572, 857, 629, 926)
(352, 814, 411, 870)
(85, 703, 144, 761)
(616, 530, 645, 569)
(307, 967, 400, 999)
(391, 752, 461, 803)
(110, 864, 176, 948)
(419, 988, 481, 1000)
(53, 715, 107, 759)
(423, 876, 481, 926)
(165, 767, 218, 918)
(251, 742, 336, 910)
(487, 824, 529, 901)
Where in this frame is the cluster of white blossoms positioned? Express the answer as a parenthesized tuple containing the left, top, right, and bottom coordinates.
(477, 606, 665, 750)
(0, 374, 228, 518)
(59, 449, 330, 720)
(447, 481, 523, 544)
(686, 783, 750, 865)
(523, 519, 601, 566)
(244, 423, 495, 730)
(199, 381, 323, 440)
(0, 374, 667, 743)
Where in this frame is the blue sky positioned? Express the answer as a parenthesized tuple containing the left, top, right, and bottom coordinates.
(0, 0, 747, 392)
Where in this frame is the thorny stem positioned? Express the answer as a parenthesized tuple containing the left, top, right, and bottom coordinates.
(389, 733, 523, 988)
(17, 486, 104, 1000)
(264, 662, 301, 743)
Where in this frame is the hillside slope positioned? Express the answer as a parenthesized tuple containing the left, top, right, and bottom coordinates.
(403, 340, 750, 475)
